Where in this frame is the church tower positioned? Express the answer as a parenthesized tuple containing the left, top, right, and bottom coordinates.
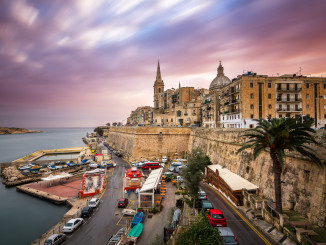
(153, 61, 164, 110)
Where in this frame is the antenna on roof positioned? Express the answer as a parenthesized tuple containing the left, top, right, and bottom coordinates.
(298, 67, 303, 76)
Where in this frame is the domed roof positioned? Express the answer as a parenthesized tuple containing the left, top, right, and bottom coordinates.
(209, 62, 231, 90)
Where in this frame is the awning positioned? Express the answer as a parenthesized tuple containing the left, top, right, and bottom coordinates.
(139, 168, 163, 193)
(207, 165, 258, 191)
(41, 172, 72, 181)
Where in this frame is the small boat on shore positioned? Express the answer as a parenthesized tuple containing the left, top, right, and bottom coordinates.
(131, 211, 144, 228)
(30, 165, 41, 173)
(18, 164, 33, 170)
(128, 223, 143, 241)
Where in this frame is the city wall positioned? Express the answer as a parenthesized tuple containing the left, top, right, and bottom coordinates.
(189, 128, 326, 227)
(106, 127, 191, 162)
(106, 127, 326, 227)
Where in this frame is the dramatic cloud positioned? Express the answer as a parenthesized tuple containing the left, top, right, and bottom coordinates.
(0, 0, 326, 127)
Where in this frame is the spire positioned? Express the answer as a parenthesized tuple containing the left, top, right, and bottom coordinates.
(217, 60, 224, 76)
(155, 60, 162, 83)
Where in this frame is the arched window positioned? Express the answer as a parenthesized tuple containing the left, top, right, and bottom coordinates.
(159, 88, 161, 93)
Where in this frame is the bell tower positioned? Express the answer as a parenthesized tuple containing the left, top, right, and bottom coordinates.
(153, 60, 164, 110)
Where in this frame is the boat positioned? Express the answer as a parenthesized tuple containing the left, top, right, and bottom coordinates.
(18, 164, 33, 170)
(30, 165, 41, 173)
(128, 223, 143, 240)
(131, 211, 144, 227)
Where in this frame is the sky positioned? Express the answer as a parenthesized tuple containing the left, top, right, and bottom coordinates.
(1, 0, 326, 128)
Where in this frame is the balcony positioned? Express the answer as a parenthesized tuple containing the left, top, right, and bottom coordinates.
(224, 111, 229, 114)
(276, 87, 302, 92)
(229, 109, 240, 114)
(231, 88, 240, 94)
(277, 108, 302, 112)
(276, 98, 302, 103)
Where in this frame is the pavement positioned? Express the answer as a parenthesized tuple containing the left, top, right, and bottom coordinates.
(137, 181, 176, 245)
(203, 183, 296, 245)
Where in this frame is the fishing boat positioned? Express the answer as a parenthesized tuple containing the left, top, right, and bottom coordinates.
(18, 164, 33, 171)
(127, 223, 143, 241)
(30, 165, 41, 173)
(131, 211, 144, 228)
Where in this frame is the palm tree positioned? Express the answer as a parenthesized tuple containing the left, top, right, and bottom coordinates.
(237, 118, 322, 213)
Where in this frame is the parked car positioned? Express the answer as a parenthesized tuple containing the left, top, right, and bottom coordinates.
(200, 200, 214, 212)
(89, 198, 100, 208)
(117, 198, 128, 208)
(176, 176, 183, 182)
(81, 206, 93, 218)
(44, 233, 66, 245)
(168, 166, 175, 172)
(198, 188, 207, 200)
(62, 218, 83, 233)
(216, 227, 239, 244)
(207, 209, 227, 227)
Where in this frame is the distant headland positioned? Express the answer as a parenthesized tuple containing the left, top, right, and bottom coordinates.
(0, 127, 43, 135)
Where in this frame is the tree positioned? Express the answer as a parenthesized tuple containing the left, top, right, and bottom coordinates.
(94, 127, 103, 136)
(182, 148, 211, 208)
(237, 118, 322, 213)
(175, 212, 222, 245)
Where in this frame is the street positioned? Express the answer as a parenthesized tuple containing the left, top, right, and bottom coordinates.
(201, 183, 273, 245)
(65, 155, 130, 245)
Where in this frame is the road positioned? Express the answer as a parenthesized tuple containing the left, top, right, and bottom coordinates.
(201, 184, 273, 245)
(66, 155, 130, 245)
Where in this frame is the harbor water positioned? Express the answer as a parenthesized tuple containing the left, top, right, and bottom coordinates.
(0, 128, 93, 245)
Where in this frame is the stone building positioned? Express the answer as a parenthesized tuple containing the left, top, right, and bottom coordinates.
(152, 62, 204, 127)
(219, 72, 326, 128)
(127, 106, 153, 126)
(201, 62, 231, 128)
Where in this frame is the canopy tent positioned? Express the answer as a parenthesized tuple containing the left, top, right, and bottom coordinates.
(41, 172, 72, 181)
(138, 168, 163, 207)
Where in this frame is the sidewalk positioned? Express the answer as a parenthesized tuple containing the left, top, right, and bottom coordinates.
(238, 204, 296, 245)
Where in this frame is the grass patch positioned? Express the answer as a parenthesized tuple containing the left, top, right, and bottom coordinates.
(283, 210, 305, 221)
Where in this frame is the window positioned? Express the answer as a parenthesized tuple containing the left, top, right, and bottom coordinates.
(250, 104, 254, 109)
(250, 93, 254, 99)
(307, 104, 310, 109)
(324, 114, 326, 119)
(250, 114, 254, 119)
(269, 104, 272, 109)
(159, 88, 161, 93)
(171, 118, 173, 122)
(238, 115, 240, 119)
(268, 93, 271, 99)
(324, 105, 326, 109)
(250, 83, 253, 88)
(324, 94, 326, 99)
(287, 84, 290, 90)
(249, 124, 254, 128)
(324, 84, 326, 89)
(306, 84, 309, 89)
(306, 94, 310, 99)
(279, 115, 282, 118)
(268, 83, 271, 88)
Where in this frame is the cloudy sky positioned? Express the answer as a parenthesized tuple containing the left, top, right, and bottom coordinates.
(1, 0, 326, 128)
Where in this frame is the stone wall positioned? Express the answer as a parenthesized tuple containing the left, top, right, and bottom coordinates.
(189, 128, 326, 227)
(106, 127, 191, 162)
(106, 126, 326, 227)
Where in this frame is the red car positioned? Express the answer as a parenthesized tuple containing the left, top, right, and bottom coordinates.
(207, 209, 227, 227)
(118, 198, 128, 208)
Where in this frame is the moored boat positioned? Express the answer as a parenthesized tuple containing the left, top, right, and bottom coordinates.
(128, 223, 143, 240)
(131, 211, 144, 228)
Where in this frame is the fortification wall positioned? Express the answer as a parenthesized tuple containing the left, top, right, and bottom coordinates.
(189, 128, 326, 227)
(106, 126, 326, 226)
(106, 127, 191, 162)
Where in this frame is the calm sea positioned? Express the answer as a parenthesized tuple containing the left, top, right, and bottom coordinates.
(0, 128, 93, 245)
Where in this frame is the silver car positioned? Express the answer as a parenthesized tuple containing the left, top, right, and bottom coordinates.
(62, 218, 83, 233)
(44, 233, 66, 245)
(216, 227, 239, 245)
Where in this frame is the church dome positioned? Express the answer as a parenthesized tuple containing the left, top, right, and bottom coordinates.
(209, 62, 231, 90)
